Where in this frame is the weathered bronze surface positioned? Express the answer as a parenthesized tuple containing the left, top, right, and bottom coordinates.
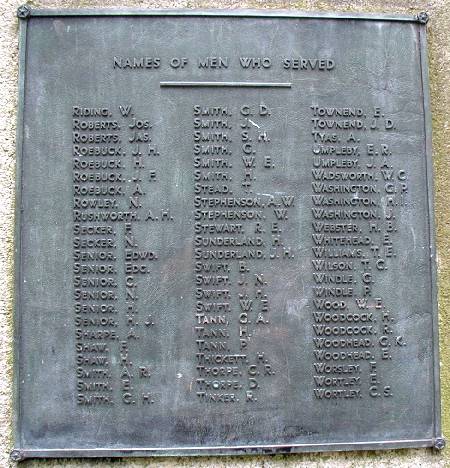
(13, 8, 442, 460)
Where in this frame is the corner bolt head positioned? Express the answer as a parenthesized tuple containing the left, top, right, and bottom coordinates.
(434, 437, 446, 450)
(17, 5, 31, 19)
(417, 11, 429, 24)
(10, 450, 23, 462)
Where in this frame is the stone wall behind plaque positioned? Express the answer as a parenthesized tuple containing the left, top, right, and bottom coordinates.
(0, 0, 448, 467)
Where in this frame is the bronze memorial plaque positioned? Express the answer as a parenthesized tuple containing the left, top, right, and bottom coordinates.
(13, 7, 443, 460)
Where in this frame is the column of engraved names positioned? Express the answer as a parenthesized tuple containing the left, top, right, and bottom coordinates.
(119, 106, 160, 407)
(193, 102, 285, 405)
(73, 106, 122, 406)
(310, 105, 406, 400)
(238, 102, 287, 403)
(193, 105, 240, 403)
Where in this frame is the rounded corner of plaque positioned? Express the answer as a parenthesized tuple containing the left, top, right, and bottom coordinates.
(417, 11, 429, 24)
(433, 437, 446, 450)
(17, 4, 31, 20)
(10, 449, 24, 462)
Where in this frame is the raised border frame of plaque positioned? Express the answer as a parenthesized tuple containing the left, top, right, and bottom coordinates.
(12, 6, 443, 461)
